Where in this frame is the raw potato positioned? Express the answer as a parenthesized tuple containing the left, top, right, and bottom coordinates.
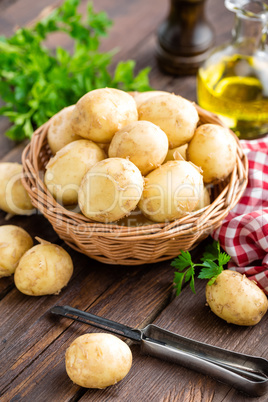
(65, 333, 132, 389)
(0, 225, 33, 278)
(116, 207, 155, 227)
(108, 121, 169, 176)
(138, 94, 199, 148)
(14, 243, 73, 296)
(206, 270, 268, 326)
(194, 186, 210, 211)
(70, 88, 138, 143)
(47, 105, 83, 155)
(0, 162, 34, 216)
(130, 90, 170, 108)
(44, 139, 105, 205)
(138, 160, 204, 223)
(187, 124, 237, 183)
(164, 144, 188, 162)
(78, 158, 144, 223)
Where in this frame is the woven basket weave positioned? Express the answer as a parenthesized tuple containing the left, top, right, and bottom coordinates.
(21, 104, 248, 265)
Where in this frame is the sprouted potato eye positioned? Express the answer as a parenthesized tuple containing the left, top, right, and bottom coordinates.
(0, 162, 34, 216)
(0, 225, 33, 278)
(138, 94, 199, 148)
(70, 88, 138, 143)
(138, 160, 204, 223)
(65, 333, 132, 389)
(78, 157, 144, 223)
(108, 120, 169, 176)
(206, 270, 268, 326)
(44, 139, 105, 205)
(47, 105, 83, 155)
(187, 124, 237, 183)
(14, 243, 73, 296)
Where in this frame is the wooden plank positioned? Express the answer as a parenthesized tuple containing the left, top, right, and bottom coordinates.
(0, 259, 175, 400)
(92, 279, 267, 402)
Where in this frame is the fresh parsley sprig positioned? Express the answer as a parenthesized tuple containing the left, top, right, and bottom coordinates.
(0, 0, 152, 141)
(171, 240, 231, 296)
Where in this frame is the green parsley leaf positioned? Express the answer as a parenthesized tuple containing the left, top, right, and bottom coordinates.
(172, 240, 231, 296)
(0, 0, 152, 141)
(171, 251, 196, 296)
(200, 240, 220, 262)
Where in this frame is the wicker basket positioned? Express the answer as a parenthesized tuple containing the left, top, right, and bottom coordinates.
(21, 105, 248, 265)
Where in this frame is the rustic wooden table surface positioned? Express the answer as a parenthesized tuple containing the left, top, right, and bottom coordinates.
(1, 0, 268, 401)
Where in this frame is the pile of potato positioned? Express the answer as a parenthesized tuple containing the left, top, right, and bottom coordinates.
(0, 224, 73, 296)
(43, 87, 237, 224)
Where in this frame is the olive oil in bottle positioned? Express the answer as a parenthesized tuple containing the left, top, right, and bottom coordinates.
(197, 54, 268, 139)
(197, 0, 268, 140)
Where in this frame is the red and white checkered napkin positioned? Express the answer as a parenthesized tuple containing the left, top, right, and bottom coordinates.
(212, 136, 268, 294)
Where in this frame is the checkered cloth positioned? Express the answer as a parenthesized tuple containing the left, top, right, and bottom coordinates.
(212, 136, 268, 295)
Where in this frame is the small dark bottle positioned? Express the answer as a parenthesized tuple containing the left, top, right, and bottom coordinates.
(156, 0, 215, 75)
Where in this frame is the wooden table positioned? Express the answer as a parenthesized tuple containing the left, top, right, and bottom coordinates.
(1, 1, 268, 401)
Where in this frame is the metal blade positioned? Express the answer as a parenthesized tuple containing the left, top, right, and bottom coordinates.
(51, 305, 142, 342)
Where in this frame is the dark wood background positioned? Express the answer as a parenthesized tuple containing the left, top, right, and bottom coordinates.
(1, 1, 268, 401)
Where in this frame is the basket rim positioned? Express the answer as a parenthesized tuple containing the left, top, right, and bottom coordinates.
(21, 103, 248, 241)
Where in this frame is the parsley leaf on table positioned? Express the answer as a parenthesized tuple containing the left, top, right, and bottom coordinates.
(0, 0, 152, 141)
(171, 251, 196, 296)
(172, 240, 231, 295)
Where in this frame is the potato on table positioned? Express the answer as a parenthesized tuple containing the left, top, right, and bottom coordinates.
(138, 94, 199, 148)
(0, 225, 33, 278)
(108, 120, 169, 176)
(78, 157, 144, 223)
(44, 139, 105, 205)
(206, 270, 268, 326)
(65, 333, 132, 389)
(14, 242, 73, 296)
(0, 162, 34, 216)
(138, 160, 203, 222)
(70, 88, 138, 143)
(47, 105, 83, 155)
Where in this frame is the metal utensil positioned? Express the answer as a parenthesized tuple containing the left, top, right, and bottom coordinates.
(51, 305, 268, 397)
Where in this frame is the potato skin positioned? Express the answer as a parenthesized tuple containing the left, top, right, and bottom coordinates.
(47, 105, 83, 155)
(108, 121, 169, 176)
(206, 270, 268, 326)
(0, 162, 34, 215)
(44, 139, 105, 205)
(78, 157, 144, 223)
(14, 243, 73, 296)
(138, 160, 203, 223)
(65, 333, 132, 389)
(194, 186, 210, 211)
(70, 88, 138, 143)
(187, 124, 237, 183)
(164, 144, 188, 162)
(138, 94, 199, 148)
(0, 225, 33, 278)
(130, 90, 170, 108)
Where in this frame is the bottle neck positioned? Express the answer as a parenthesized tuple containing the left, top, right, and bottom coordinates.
(169, 0, 206, 24)
(232, 14, 267, 52)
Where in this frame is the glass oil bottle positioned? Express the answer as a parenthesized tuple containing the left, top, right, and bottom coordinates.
(197, 0, 268, 139)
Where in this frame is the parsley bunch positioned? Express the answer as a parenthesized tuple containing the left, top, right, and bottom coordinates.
(172, 240, 231, 296)
(0, 0, 152, 141)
